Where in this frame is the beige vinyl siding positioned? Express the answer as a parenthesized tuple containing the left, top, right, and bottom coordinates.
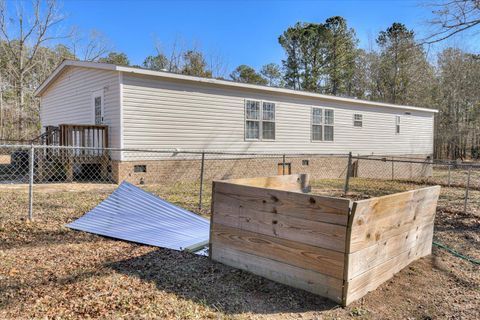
(122, 73, 433, 156)
(40, 66, 121, 149)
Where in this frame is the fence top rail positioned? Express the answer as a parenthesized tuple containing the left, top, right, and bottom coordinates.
(0, 144, 351, 157)
(1, 144, 479, 168)
(353, 155, 480, 168)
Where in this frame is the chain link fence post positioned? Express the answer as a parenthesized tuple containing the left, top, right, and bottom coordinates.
(447, 163, 451, 187)
(28, 144, 35, 221)
(464, 165, 471, 214)
(344, 152, 352, 195)
(282, 154, 286, 175)
(198, 152, 205, 210)
(391, 156, 394, 180)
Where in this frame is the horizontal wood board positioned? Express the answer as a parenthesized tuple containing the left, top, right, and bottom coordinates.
(213, 180, 350, 226)
(211, 223, 345, 279)
(224, 174, 310, 192)
(211, 244, 344, 303)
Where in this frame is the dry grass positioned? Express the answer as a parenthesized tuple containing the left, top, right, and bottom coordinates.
(0, 179, 479, 319)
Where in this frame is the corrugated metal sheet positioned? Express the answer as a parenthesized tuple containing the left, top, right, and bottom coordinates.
(66, 181, 210, 254)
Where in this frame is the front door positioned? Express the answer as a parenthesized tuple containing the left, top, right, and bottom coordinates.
(93, 90, 104, 125)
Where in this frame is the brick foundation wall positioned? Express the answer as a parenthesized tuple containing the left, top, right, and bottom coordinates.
(111, 154, 432, 184)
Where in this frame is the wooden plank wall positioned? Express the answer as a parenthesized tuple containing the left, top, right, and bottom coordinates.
(209, 174, 351, 303)
(343, 186, 441, 305)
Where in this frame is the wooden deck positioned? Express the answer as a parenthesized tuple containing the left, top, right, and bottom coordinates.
(35, 124, 110, 182)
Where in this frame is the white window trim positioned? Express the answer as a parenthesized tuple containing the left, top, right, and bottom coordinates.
(244, 99, 276, 141)
(311, 106, 335, 143)
(353, 113, 363, 128)
(92, 89, 104, 125)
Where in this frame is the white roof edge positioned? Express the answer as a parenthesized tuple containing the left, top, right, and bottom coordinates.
(35, 60, 438, 114)
(34, 60, 117, 96)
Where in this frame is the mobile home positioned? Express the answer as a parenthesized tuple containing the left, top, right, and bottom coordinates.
(35, 60, 437, 183)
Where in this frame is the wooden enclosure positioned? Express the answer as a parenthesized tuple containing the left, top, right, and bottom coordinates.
(209, 174, 440, 306)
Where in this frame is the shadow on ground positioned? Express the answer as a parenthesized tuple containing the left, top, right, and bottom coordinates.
(107, 248, 338, 315)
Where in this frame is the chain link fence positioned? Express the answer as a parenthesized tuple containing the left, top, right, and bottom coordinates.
(0, 144, 352, 220)
(343, 154, 480, 215)
(0, 144, 479, 221)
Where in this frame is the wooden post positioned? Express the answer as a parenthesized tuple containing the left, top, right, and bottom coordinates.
(65, 157, 74, 182)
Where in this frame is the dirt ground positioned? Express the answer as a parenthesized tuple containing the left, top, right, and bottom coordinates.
(0, 179, 479, 319)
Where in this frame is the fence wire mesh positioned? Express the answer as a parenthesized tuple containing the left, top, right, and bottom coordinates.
(1, 144, 479, 267)
(1, 144, 479, 222)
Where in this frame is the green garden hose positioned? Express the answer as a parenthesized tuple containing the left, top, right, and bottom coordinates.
(433, 241, 480, 265)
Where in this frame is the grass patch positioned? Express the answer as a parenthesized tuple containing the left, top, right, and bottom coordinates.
(0, 178, 478, 319)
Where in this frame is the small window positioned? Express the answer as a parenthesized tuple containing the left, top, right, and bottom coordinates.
(312, 108, 334, 141)
(245, 100, 275, 140)
(302, 159, 309, 166)
(353, 114, 363, 127)
(134, 165, 147, 173)
(395, 115, 401, 134)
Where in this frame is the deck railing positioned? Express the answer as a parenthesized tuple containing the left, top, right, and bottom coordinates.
(59, 124, 109, 149)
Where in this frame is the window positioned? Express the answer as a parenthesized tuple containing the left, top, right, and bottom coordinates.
(245, 100, 276, 140)
(302, 159, 309, 166)
(262, 102, 276, 140)
(395, 115, 401, 134)
(134, 165, 147, 173)
(93, 89, 104, 125)
(353, 114, 363, 127)
(245, 100, 260, 139)
(312, 108, 323, 141)
(312, 107, 334, 141)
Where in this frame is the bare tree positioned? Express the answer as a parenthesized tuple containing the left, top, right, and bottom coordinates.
(0, 0, 66, 138)
(70, 27, 112, 61)
(423, 0, 480, 44)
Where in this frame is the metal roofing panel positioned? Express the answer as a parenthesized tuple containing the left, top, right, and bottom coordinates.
(66, 181, 210, 253)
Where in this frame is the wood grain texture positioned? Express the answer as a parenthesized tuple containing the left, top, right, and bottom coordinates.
(210, 176, 440, 307)
(211, 244, 344, 303)
(348, 186, 440, 252)
(223, 174, 310, 193)
(211, 224, 345, 279)
(344, 235, 433, 305)
(214, 181, 350, 226)
(346, 222, 434, 280)
(213, 198, 347, 252)
(342, 185, 440, 306)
